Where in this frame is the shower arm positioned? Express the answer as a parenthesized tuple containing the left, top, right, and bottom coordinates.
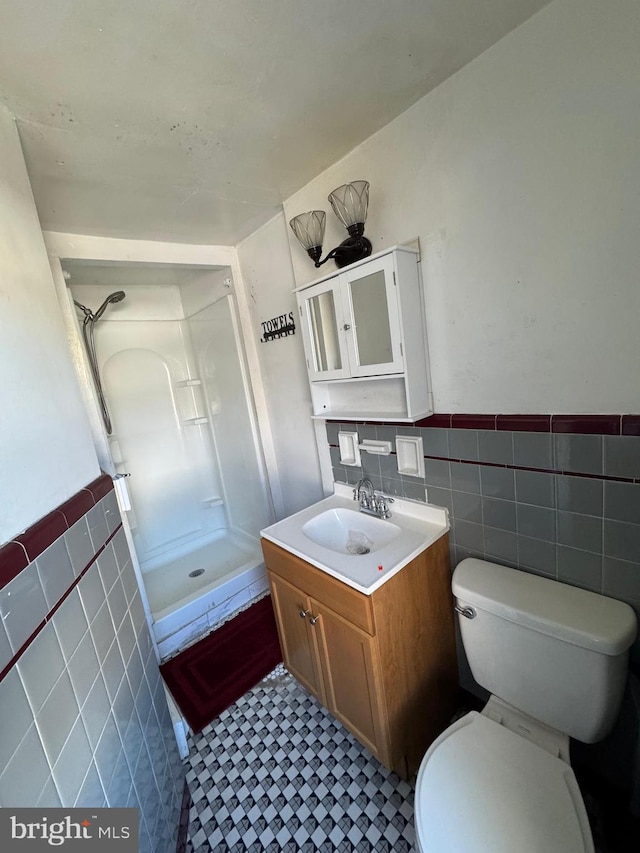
(73, 299, 94, 319)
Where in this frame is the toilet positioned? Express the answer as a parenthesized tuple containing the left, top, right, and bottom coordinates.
(414, 558, 637, 853)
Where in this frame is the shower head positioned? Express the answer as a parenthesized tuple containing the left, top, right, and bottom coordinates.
(94, 290, 126, 320)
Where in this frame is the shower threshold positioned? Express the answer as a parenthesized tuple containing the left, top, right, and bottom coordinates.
(141, 530, 268, 660)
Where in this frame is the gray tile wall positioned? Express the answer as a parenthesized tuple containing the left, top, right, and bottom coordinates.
(0, 493, 184, 853)
(327, 422, 640, 661)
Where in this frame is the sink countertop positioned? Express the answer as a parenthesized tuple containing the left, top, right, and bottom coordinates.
(260, 483, 449, 595)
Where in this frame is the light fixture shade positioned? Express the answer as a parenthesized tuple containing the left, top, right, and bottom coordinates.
(289, 210, 326, 251)
(328, 181, 370, 229)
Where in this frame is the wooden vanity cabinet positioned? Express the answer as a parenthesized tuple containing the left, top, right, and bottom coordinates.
(262, 534, 457, 780)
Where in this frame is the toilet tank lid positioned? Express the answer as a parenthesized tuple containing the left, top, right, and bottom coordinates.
(453, 559, 637, 655)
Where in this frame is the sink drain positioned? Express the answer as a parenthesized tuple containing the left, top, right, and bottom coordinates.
(189, 569, 205, 578)
(347, 544, 370, 555)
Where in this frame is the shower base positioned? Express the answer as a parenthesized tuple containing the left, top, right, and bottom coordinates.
(142, 530, 268, 660)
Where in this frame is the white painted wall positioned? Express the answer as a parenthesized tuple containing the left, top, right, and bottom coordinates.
(0, 106, 99, 543)
(279, 0, 640, 415)
(237, 215, 324, 517)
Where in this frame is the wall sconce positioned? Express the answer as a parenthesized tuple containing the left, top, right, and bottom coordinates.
(289, 180, 373, 269)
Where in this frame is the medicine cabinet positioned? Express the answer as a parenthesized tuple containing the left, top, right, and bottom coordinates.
(295, 246, 432, 421)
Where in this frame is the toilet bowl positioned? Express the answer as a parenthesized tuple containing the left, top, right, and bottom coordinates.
(414, 558, 637, 853)
(415, 711, 593, 853)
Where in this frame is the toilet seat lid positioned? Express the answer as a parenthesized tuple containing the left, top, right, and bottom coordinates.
(415, 711, 593, 853)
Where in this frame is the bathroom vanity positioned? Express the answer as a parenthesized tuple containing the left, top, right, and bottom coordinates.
(261, 487, 458, 779)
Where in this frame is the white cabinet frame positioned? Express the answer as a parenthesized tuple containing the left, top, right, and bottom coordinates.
(295, 246, 432, 422)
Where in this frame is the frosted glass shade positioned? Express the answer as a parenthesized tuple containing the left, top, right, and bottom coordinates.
(289, 210, 326, 250)
(328, 181, 370, 229)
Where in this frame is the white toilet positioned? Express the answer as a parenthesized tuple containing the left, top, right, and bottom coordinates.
(414, 558, 637, 853)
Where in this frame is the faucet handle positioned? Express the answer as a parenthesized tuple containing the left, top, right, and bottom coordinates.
(376, 494, 394, 516)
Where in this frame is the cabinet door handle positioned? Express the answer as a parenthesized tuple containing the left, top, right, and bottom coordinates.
(343, 324, 351, 330)
(299, 609, 310, 619)
(309, 615, 319, 626)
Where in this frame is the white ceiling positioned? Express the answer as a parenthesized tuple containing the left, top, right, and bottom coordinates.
(0, 0, 551, 245)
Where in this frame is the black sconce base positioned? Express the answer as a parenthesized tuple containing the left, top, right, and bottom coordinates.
(306, 231, 373, 269)
(330, 234, 373, 268)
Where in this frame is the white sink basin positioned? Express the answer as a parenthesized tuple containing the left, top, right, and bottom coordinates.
(261, 483, 449, 595)
(302, 508, 401, 555)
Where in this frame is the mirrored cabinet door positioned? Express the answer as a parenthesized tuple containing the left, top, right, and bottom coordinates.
(299, 280, 350, 380)
(342, 255, 404, 376)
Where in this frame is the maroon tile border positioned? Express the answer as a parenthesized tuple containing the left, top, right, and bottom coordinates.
(497, 414, 551, 432)
(622, 415, 640, 436)
(0, 618, 48, 682)
(1, 471, 116, 592)
(58, 490, 96, 527)
(0, 471, 125, 684)
(2, 472, 114, 569)
(0, 541, 29, 589)
(416, 414, 452, 428)
(0, 522, 122, 684)
(15, 510, 68, 562)
(326, 413, 640, 436)
(551, 415, 621, 435)
(451, 414, 497, 430)
(85, 473, 114, 502)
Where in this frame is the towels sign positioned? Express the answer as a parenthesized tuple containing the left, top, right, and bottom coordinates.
(260, 311, 296, 343)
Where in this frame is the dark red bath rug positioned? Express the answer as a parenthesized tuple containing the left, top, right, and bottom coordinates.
(160, 595, 282, 732)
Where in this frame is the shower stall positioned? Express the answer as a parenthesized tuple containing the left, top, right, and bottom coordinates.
(65, 262, 274, 659)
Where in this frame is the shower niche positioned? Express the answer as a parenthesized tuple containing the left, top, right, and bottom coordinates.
(65, 261, 273, 658)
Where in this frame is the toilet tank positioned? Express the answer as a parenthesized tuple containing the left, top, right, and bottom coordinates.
(453, 558, 637, 743)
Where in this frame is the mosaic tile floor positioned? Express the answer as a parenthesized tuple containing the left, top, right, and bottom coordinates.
(184, 666, 416, 852)
(183, 666, 635, 852)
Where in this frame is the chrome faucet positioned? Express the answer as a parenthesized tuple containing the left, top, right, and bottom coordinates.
(353, 478, 394, 519)
(354, 477, 374, 506)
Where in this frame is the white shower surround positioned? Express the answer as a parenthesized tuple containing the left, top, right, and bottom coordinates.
(46, 234, 278, 662)
(149, 543, 268, 660)
(85, 281, 271, 657)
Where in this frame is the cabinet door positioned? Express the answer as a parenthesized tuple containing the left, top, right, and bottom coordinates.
(297, 279, 350, 381)
(312, 600, 388, 763)
(269, 573, 325, 703)
(341, 254, 404, 377)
